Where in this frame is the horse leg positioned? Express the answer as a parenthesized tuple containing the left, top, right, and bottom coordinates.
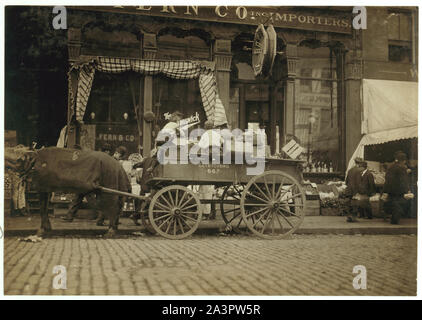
(37, 192, 52, 236)
(93, 190, 105, 226)
(101, 194, 120, 238)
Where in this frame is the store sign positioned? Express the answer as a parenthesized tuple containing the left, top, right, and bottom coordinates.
(164, 112, 200, 127)
(95, 124, 140, 155)
(299, 93, 332, 108)
(74, 6, 352, 34)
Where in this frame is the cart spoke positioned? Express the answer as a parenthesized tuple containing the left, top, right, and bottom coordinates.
(274, 210, 284, 230)
(245, 206, 268, 218)
(152, 210, 170, 214)
(178, 190, 188, 207)
(180, 213, 198, 222)
(153, 213, 172, 220)
(158, 215, 173, 231)
(252, 182, 271, 202)
(180, 195, 195, 209)
(244, 203, 268, 207)
(277, 205, 302, 218)
(279, 204, 304, 207)
(252, 209, 270, 228)
(173, 217, 177, 235)
(167, 190, 175, 206)
(231, 194, 241, 200)
(181, 203, 199, 211)
(179, 215, 192, 229)
(177, 216, 185, 233)
(274, 177, 286, 200)
(245, 191, 269, 204)
(181, 211, 199, 215)
(256, 210, 271, 231)
(276, 209, 295, 228)
(235, 216, 244, 229)
(229, 211, 242, 222)
(159, 194, 173, 209)
(282, 193, 303, 203)
(262, 175, 272, 200)
(223, 207, 241, 214)
(155, 201, 171, 211)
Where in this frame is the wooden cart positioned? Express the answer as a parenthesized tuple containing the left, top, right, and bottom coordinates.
(102, 158, 307, 239)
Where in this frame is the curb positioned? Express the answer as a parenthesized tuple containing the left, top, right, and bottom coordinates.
(4, 226, 417, 237)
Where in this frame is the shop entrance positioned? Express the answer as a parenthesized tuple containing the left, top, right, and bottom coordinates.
(230, 80, 285, 155)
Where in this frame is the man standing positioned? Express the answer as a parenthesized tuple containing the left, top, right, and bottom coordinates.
(345, 157, 364, 222)
(383, 152, 411, 224)
(356, 161, 377, 219)
(197, 120, 222, 218)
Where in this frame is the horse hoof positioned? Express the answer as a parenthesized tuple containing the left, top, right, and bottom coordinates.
(36, 228, 50, 237)
(103, 229, 117, 238)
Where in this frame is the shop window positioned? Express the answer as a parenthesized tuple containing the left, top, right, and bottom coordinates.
(295, 45, 339, 170)
(388, 44, 411, 63)
(83, 72, 141, 154)
(84, 72, 135, 124)
(387, 11, 413, 63)
(152, 75, 206, 129)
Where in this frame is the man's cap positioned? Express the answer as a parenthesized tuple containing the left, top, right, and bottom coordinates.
(172, 111, 183, 117)
(101, 143, 112, 152)
(204, 120, 214, 129)
(395, 151, 407, 161)
(116, 145, 127, 156)
(354, 157, 364, 163)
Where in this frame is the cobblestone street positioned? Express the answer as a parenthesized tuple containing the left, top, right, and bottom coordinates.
(3, 234, 417, 296)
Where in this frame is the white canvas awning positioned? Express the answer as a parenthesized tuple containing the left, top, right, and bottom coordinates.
(347, 79, 418, 172)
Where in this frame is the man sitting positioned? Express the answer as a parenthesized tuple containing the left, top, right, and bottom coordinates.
(130, 148, 159, 225)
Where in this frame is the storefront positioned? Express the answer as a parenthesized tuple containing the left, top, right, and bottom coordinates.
(65, 6, 355, 174)
(347, 79, 418, 171)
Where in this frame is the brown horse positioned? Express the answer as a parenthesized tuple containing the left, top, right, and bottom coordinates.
(5, 146, 131, 237)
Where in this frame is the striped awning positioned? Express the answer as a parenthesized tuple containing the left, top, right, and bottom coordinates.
(69, 57, 228, 127)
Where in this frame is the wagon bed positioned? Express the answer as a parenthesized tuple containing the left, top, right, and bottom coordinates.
(137, 157, 308, 240)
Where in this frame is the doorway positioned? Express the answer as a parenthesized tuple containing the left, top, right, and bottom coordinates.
(230, 81, 285, 155)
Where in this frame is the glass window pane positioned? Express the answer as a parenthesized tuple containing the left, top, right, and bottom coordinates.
(399, 13, 412, 41)
(387, 13, 400, 40)
(153, 77, 205, 129)
(295, 45, 339, 170)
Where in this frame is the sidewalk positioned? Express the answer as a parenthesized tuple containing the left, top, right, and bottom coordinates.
(3, 214, 417, 237)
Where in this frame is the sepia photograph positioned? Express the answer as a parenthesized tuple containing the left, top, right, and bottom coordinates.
(1, 3, 419, 299)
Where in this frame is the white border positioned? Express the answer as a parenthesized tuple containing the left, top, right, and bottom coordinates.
(0, 1, 421, 301)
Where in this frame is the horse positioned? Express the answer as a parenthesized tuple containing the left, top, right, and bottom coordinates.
(5, 146, 131, 237)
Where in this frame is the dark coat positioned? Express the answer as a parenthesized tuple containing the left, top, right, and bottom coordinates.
(383, 162, 409, 197)
(357, 169, 376, 196)
(133, 156, 159, 193)
(345, 166, 364, 197)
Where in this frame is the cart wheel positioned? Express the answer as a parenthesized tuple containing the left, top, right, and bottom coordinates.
(149, 185, 202, 239)
(240, 170, 306, 239)
(220, 184, 250, 234)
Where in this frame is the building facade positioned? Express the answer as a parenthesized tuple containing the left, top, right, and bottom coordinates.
(65, 6, 418, 175)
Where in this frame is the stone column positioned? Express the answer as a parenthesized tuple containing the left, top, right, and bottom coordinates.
(283, 43, 299, 139)
(213, 39, 233, 128)
(344, 45, 363, 168)
(68, 28, 82, 63)
(142, 33, 157, 157)
(67, 28, 82, 145)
